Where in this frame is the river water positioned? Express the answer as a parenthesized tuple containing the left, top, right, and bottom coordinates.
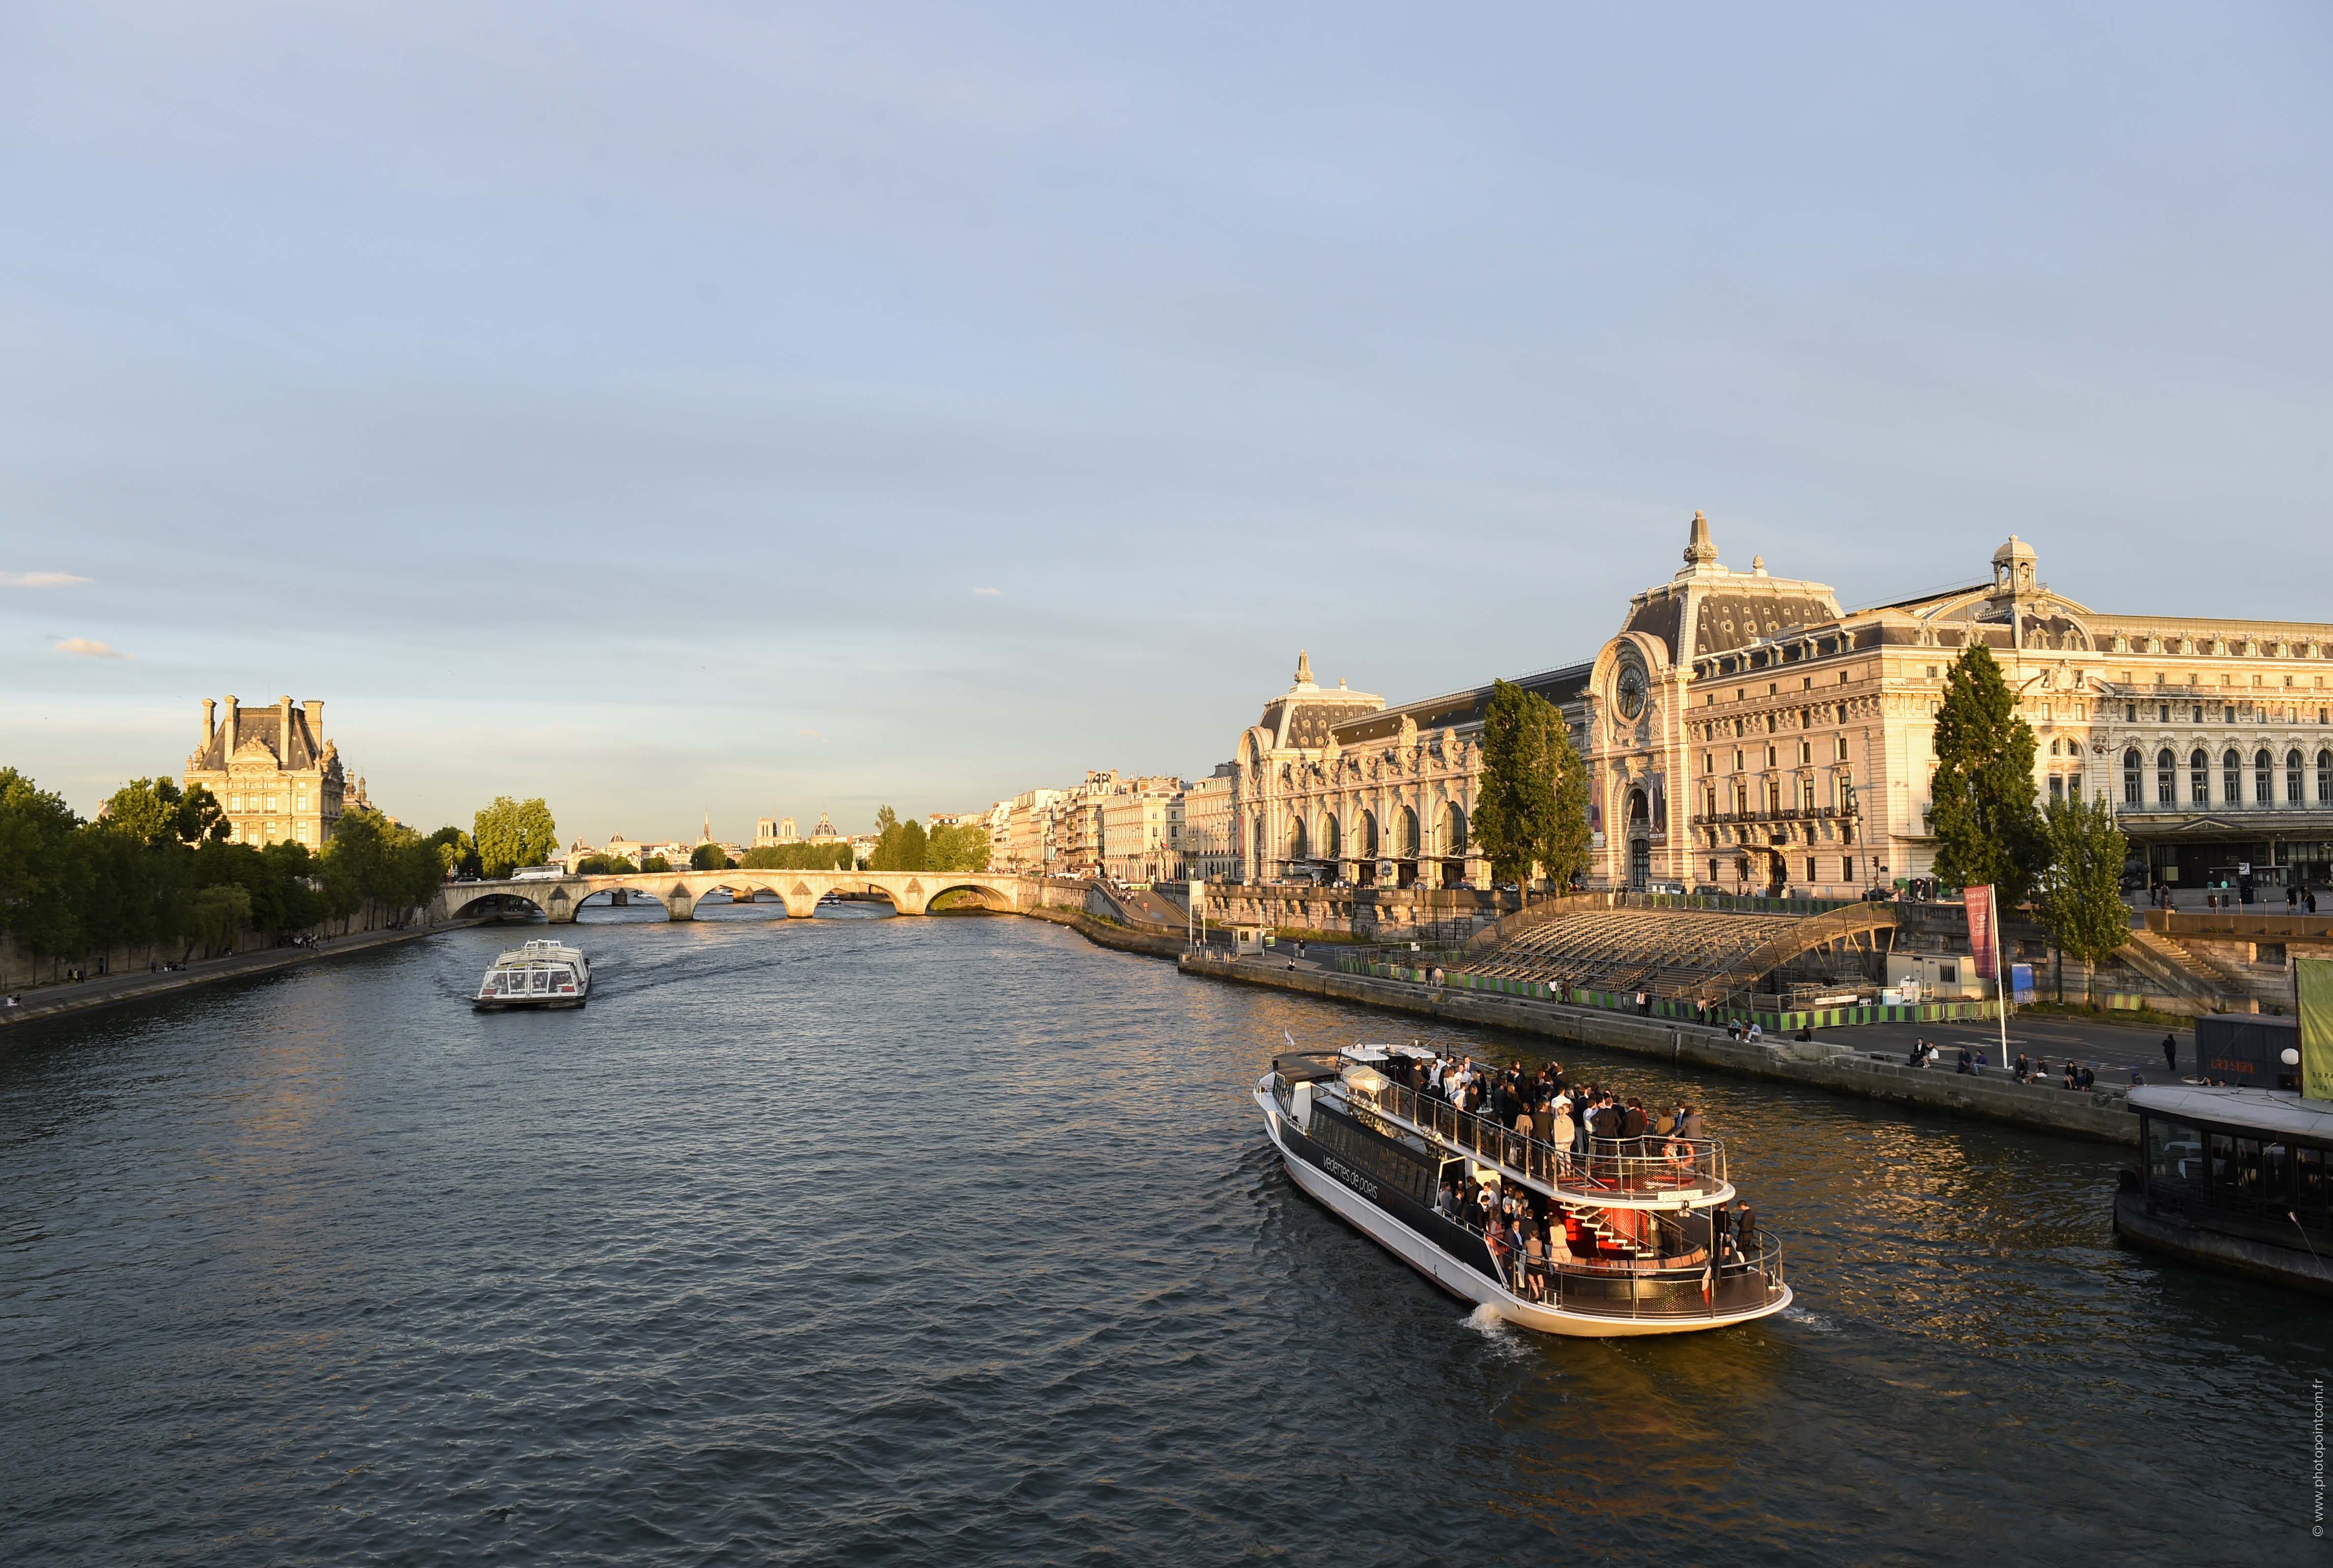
(0, 903, 2316, 1565)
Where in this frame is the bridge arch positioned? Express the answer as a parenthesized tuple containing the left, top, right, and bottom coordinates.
(925, 881, 1013, 913)
(444, 888, 553, 922)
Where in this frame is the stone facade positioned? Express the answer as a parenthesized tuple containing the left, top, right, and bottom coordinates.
(1180, 768, 1238, 883)
(182, 695, 349, 849)
(1235, 516, 2333, 898)
(1100, 777, 1184, 883)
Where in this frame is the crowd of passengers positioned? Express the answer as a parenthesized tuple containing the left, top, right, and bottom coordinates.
(1338, 1048, 1767, 1295)
(1430, 1166, 1762, 1299)
(1367, 1047, 1710, 1156)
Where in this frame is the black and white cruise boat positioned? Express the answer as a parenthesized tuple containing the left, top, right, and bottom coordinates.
(473, 939, 591, 1010)
(1256, 1045, 1791, 1336)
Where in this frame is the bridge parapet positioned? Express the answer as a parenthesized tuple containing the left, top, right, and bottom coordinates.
(435, 869, 1032, 923)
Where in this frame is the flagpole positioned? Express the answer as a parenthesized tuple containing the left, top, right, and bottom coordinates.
(1994, 891, 2011, 1068)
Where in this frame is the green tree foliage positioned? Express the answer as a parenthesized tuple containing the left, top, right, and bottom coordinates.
(576, 853, 639, 874)
(102, 777, 228, 846)
(925, 824, 992, 872)
(2036, 794, 2132, 1005)
(0, 767, 446, 977)
(689, 842, 734, 871)
(1, 768, 96, 961)
(1472, 680, 1592, 891)
(738, 842, 853, 870)
(640, 855, 672, 873)
(867, 811, 929, 871)
(472, 796, 559, 878)
(426, 826, 480, 880)
(1929, 643, 2047, 903)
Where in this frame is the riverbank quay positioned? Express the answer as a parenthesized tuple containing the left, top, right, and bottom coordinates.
(1180, 951, 2138, 1146)
(0, 918, 487, 1037)
(1019, 903, 1187, 958)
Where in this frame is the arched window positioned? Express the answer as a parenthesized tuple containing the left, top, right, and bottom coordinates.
(2319, 750, 2333, 804)
(1323, 813, 1340, 861)
(2122, 748, 2142, 806)
(1361, 811, 1378, 858)
(2225, 749, 2243, 804)
(2190, 748, 2209, 804)
(2157, 748, 2176, 806)
(1400, 807, 1419, 858)
(1442, 802, 1468, 855)
(1289, 818, 1308, 861)
(2289, 750, 2305, 804)
(2256, 748, 2274, 806)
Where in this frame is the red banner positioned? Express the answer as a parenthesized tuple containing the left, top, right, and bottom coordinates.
(1964, 885, 1997, 980)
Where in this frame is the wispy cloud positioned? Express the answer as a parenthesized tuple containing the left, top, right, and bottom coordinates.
(54, 637, 127, 659)
(3, 571, 93, 587)
(972, 586, 1002, 597)
(797, 727, 831, 744)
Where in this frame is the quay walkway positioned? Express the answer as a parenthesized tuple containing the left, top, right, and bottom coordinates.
(1185, 950, 2141, 1145)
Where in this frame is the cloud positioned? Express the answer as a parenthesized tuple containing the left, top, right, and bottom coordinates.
(972, 586, 1002, 597)
(797, 727, 830, 743)
(54, 637, 127, 659)
(2, 571, 93, 587)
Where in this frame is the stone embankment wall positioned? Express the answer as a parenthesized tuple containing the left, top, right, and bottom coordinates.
(0, 902, 430, 995)
(1196, 883, 1503, 941)
(1181, 952, 2137, 1146)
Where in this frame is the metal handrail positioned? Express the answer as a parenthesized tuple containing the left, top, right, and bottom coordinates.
(1349, 1076, 1728, 1197)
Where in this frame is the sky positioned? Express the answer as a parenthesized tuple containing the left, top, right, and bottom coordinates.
(3, 2, 2330, 842)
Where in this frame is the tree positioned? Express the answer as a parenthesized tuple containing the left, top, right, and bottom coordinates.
(1472, 680, 1592, 892)
(0, 767, 88, 962)
(690, 842, 733, 871)
(640, 855, 672, 873)
(185, 884, 251, 958)
(472, 797, 558, 878)
(926, 823, 992, 872)
(1929, 643, 2047, 903)
(426, 826, 480, 880)
(2037, 794, 2132, 1006)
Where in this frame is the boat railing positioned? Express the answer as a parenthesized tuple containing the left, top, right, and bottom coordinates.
(1346, 1076, 1727, 1198)
(1479, 1216, 1785, 1320)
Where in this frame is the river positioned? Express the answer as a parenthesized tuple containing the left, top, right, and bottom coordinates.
(0, 902, 2314, 1564)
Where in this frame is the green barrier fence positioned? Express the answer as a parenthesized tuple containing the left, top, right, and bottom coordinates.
(1332, 956, 2000, 1031)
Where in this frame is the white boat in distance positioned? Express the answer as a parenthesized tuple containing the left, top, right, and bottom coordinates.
(474, 939, 591, 1010)
(1256, 1045, 1791, 1337)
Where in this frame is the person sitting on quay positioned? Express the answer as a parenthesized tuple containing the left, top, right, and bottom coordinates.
(2013, 1051, 2031, 1083)
(1956, 1045, 1973, 1075)
(2062, 1059, 2079, 1091)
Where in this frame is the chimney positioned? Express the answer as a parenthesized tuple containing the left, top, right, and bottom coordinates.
(304, 699, 324, 752)
(223, 695, 240, 751)
(280, 695, 295, 761)
(202, 698, 216, 748)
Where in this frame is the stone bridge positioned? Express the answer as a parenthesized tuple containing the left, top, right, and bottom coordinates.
(435, 869, 1033, 923)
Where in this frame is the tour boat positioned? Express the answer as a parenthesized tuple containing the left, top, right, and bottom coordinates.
(474, 939, 592, 1010)
(1255, 1044, 1791, 1336)
(2115, 1083, 2333, 1297)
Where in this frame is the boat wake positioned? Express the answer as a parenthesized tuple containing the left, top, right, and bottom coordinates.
(1780, 1304, 1836, 1334)
(1463, 1302, 1529, 1356)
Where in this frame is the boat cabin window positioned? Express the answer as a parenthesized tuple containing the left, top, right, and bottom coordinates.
(2146, 1119, 2203, 1188)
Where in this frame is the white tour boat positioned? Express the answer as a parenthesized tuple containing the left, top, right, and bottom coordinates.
(1256, 1044, 1791, 1336)
(474, 939, 592, 1010)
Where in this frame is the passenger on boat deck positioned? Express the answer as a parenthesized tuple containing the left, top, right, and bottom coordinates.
(1676, 1105, 1708, 1139)
(1621, 1099, 1648, 1141)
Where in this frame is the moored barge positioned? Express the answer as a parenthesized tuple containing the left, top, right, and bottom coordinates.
(2116, 1083, 2333, 1297)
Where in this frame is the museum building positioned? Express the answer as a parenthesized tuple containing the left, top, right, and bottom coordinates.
(1232, 516, 2333, 897)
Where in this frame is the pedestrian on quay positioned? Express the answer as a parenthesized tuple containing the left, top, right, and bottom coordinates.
(2162, 1033, 2179, 1077)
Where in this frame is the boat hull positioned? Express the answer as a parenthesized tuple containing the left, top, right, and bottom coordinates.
(1258, 1087, 1790, 1338)
(2113, 1190, 2333, 1298)
(474, 987, 590, 1011)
